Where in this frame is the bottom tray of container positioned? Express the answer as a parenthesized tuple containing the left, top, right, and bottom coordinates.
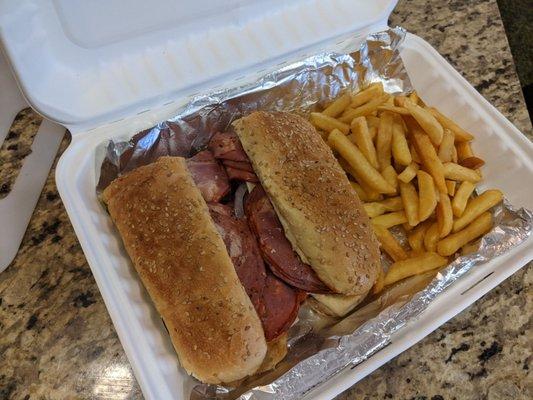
(56, 31, 533, 400)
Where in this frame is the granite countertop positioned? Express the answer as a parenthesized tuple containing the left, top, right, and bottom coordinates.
(0, 0, 531, 399)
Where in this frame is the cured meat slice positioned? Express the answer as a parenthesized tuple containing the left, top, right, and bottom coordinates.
(225, 166, 259, 182)
(245, 185, 332, 293)
(259, 274, 301, 341)
(208, 131, 250, 162)
(222, 159, 255, 173)
(208, 203, 301, 341)
(186, 150, 230, 202)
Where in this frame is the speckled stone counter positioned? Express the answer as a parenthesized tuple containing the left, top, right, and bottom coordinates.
(0, 1, 531, 399)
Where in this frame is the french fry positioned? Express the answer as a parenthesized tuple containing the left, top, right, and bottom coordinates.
(438, 212, 493, 256)
(392, 116, 412, 166)
(411, 131, 447, 193)
(417, 170, 437, 222)
(428, 108, 474, 142)
(372, 211, 408, 228)
(408, 221, 432, 253)
(371, 267, 385, 295)
(456, 141, 473, 161)
(377, 105, 411, 116)
(395, 96, 407, 107)
(349, 181, 369, 202)
(438, 129, 455, 163)
(424, 222, 440, 252)
(398, 162, 419, 183)
(460, 156, 485, 170)
(322, 93, 351, 117)
(410, 143, 421, 163)
(340, 159, 383, 201)
(404, 100, 443, 146)
(451, 181, 476, 217)
(376, 112, 394, 170)
(366, 115, 380, 130)
(310, 112, 350, 134)
(451, 144, 458, 163)
(452, 189, 503, 232)
(378, 196, 404, 211)
(329, 131, 396, 194)
(461, 239, 481, 256)
(446, 180, 456, 196)
(364, 202, 388, 218)
(368, 126, 378, 142)
(384, 252, 448, 286)
(409, 91, 420, 105)
(351, 83, 384, 108)
(443, 162, 481, 183)
(399, 181, 419, 226)
(351, 117, 379, 169)
(436, 192, 453, 237)
(381, 165, 399, 192)
(340, 94, 390, 123)
(402, 222, 414, 232)
(385, 96, 395, 106)
(373, 224, 409, 262)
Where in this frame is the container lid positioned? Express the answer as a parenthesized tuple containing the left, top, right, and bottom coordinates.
(0, 0, 397, 131)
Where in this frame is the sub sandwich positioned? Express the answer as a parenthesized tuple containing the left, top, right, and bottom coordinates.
(102, 111, 380, 384)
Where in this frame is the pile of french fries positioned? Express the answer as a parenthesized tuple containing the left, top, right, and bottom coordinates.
(310, 83, 503, 294)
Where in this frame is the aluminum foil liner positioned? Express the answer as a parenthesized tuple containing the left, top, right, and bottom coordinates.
(94, 28, 533, 399)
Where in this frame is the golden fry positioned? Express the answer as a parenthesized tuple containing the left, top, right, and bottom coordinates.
(410, 143, 421, 163)
(451, 144, 458, 163)
(372, 211, 408, 228)
(443, 162, 481, 183)
(373, 224, 409, 262)
(411, 131, 447, 193)
(417, 170, 438, 222)
(438, 129, 455, 163)
(339, 159, 385, 200)
(398, 162, 419, 183)
(451, 181, 476, 217)
(404, 100, 443, 146)
(381, 165, 399, 192)
(456, 141, 473, 161)
(446, 180, 457, 196)
(349, 181, 369, 202)
(424, 222, 440, 252)
(376, 112, 394, 170)
(409, 91, 420, 105)
(351, 117, 379, 169)
(438, 213, 493, 256)
(392, 116, 412, 166)
(408, 221, 432, 253)
(364, 202, 387, 218)
(322, 93, 351, 117)
(453, 189, 503, 232)
(340, 94, 390, 123)
(351, 83, 384, 108)
(384, 252, 448, 286)
(377, 105, 411, 115)
(395, 96, 407, 107)
(366, 115, 380, 130)
(428, 108, 474, 142)
(379, 196, 404, 211)
(399, 181, 419, 227)
(436, 192, 453, 238)
(460, 156, 485, 170)
(371, 267, 385, 295)
(310, 112, 350, 134)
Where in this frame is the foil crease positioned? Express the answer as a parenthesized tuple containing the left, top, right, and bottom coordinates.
(95, 28, 533, 399)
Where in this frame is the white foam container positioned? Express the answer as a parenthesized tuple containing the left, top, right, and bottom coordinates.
(1, 1, 532, 399)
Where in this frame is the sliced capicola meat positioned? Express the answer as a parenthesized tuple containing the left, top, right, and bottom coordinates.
(245, 185, 332, 294)
(186, 150, 230, 202)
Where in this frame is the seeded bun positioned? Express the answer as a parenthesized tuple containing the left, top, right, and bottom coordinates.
(102, 156, 267, 384)
(233, 111, 381, 296)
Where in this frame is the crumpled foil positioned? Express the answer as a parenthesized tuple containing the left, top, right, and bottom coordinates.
(95, 28, 533, 400)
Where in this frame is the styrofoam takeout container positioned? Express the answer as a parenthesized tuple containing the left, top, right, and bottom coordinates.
(1, 0, 532, 398)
